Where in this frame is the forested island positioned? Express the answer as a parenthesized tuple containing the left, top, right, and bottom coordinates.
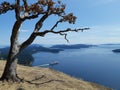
(0, 44, 95, 66)
(112, 49, 120, 53)
(50, 44, 96, 49)
(0, 44, 63, 66)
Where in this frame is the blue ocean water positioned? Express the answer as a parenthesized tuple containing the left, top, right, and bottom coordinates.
(32, 45, 120, 90)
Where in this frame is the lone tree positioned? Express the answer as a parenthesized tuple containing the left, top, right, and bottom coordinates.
(0, 0, 89, 82)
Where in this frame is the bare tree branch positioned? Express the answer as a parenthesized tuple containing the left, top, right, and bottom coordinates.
(22, 0, 28, 9)
(59, 33, 69, 42)
(34, 28, 89, 36)
(21, 14, 39, 21)
(33, 28, 90, 42)
(50, 19, 62, 31)
(20, 2, 53, 50)
(15, 0, 20, 20)
(20, 14, 49, 50)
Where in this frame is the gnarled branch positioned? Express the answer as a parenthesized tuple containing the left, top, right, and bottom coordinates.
(34, 28, 89, 36)
(21, 14, 39, 21)
(22, 0, 28, 9)
(15, 0, 20, 20)
(50, 19, 62, 31)
(20, 14, 49, 50)
(33, 28, 90, 42)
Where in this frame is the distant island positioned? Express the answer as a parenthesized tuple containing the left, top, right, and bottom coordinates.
(0, 44, 63, 66)
(101, 44, 120, 45)
(0, 44, 95, 66)
(50, 44, 96, 49)
(112, 49, 120, 53)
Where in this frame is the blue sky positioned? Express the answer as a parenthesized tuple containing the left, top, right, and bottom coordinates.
(0, 0, 120, 45)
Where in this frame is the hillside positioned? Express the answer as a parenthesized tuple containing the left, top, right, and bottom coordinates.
(0, 61, 111, 90)
(0, 44, 95, 66)
(0, 44, 63, 65)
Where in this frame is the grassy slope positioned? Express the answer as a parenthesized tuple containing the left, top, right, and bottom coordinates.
(0, 60, 112, 90)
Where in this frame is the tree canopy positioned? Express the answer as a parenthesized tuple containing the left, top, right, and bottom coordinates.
(0, 0, 89, 45)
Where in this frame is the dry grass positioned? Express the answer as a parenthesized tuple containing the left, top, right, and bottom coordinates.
(0, 60, 112, 90)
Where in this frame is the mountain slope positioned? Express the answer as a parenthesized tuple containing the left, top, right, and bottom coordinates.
(0, 60, 111, 90)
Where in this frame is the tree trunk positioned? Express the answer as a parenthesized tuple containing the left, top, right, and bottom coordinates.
(0, 42, 21, 82)
(0, 21, 22, 82)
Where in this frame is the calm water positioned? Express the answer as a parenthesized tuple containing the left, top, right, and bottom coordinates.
(32, 45, 120, 90)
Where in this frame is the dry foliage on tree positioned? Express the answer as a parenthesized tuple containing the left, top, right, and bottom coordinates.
(0, 0, 89, 82)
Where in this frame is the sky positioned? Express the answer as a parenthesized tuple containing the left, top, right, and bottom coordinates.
(0, 0, 120, 45)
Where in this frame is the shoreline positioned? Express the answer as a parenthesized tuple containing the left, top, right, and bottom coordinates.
(0, 60, 112, 90)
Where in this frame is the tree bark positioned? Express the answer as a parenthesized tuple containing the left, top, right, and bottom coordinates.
(0, 46, 20, 82)
(0, 21, 22, 82)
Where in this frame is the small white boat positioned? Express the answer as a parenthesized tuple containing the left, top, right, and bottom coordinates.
(49, 61, 59, 65)
(36, 61, 59, 67)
